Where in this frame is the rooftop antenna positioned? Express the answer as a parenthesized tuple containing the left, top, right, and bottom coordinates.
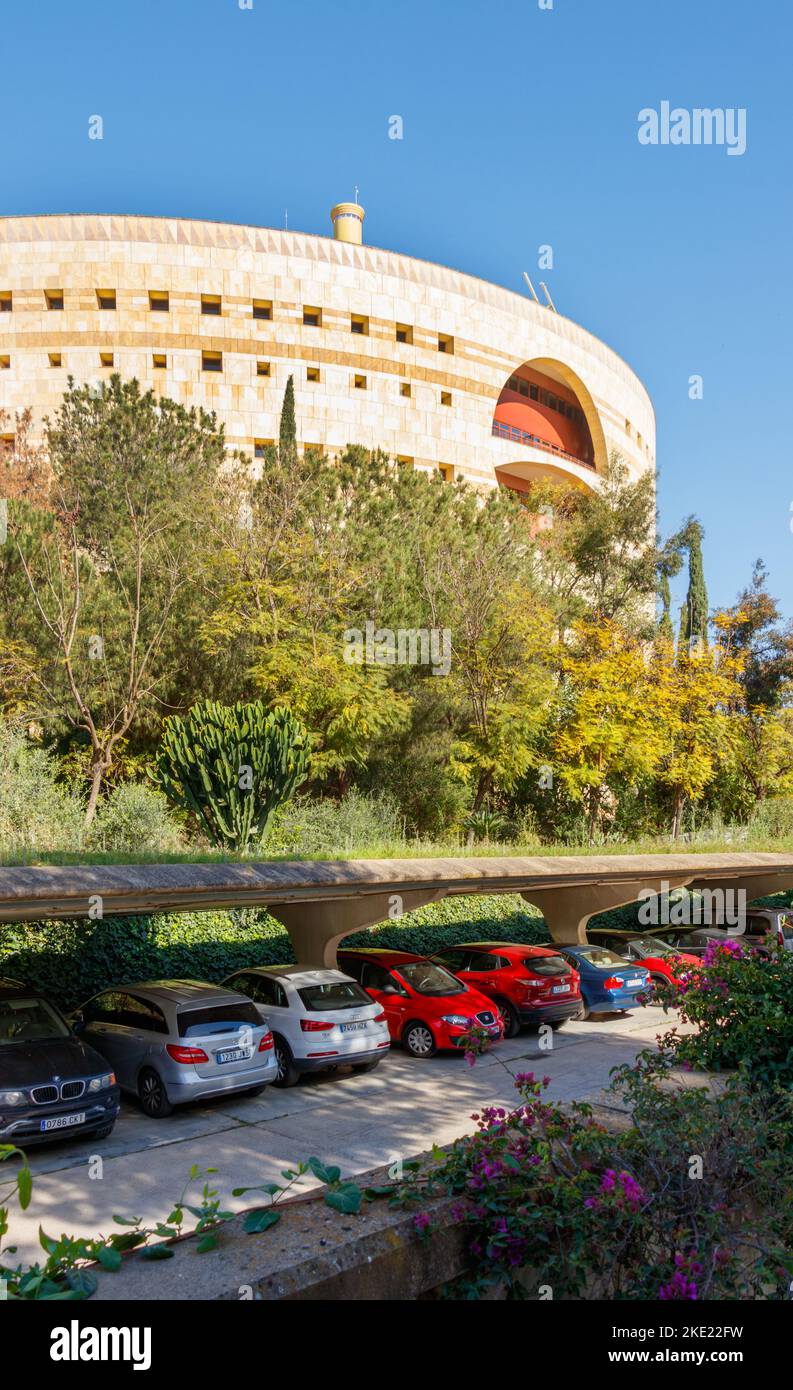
(354, 184, 360, 203)
(539, 281, 558, 313)
(284, 208, 288, 230)
(522, 272, 540, 303)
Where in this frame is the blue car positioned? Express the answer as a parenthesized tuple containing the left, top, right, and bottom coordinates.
(558, 946, 650, 1020)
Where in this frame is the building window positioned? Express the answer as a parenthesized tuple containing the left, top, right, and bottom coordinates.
(45, 290, 64, 311)
(625, 419, 631, 436)
(354, 373, 367, 390)
(252, 299, 272, 320)
(256, 360, 271, 377)
(152, 353, 167, 369)
(303, 306, 322, 327)
(396, 323, 413, 344)
(149, 290, 169, 312)
(400, 382, 411, 398)
(254, 438, 274, 459)
(438, 333, 454, 354)
(304, 443, 324, 459)
(530, 383, 539, 400)
(396, 455, 414, 468)
(0, 292, 12, 312)
(307, 366, 321, 382)
(351, 313, 369, 335)
(438, 463, 454, 482)
(96, 290, 116, 310)
(441, 390, 452, 406)
(0, 433, 15, 452)
(202, 350, 223, 372)
(99, 352, 114, 368)
(48, 353, 62, 368)
(201, 294, 222, 316)
(0, 355, 9, 370)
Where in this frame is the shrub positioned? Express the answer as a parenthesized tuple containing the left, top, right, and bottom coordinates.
(265, 788, 404, 855)
(88, 782, 185, 855)
(0, 722, 84, 856)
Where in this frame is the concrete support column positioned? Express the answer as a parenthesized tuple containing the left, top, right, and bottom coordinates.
(520, 878, 694, 944)
(268, 889, 449, 968)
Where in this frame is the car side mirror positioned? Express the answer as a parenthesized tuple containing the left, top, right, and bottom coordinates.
(381, 983, 399, 995)
(71, 1012, 85, 1034)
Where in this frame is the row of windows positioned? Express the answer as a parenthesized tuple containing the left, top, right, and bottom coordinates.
(0, 351, 453, 401)
(252, 439, 453, 481)
(506, 374, 587, 429)
(0, 289, 454, 351)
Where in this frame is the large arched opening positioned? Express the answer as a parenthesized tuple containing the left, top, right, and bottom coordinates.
(491, 359, 608, 497)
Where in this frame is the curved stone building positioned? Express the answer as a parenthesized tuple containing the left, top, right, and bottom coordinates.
(0, 204, 655, 494)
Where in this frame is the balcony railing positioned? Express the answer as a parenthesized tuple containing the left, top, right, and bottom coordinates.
(492, 419, 594, 469)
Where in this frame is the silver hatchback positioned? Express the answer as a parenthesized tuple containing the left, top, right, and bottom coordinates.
(73, 979, 277, 1118)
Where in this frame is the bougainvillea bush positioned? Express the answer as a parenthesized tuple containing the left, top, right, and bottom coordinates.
(410, 1058, 793, 1300)
(654, 938, 793, 1086)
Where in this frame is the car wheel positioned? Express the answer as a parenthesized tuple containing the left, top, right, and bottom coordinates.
(403, 1021, 437, 1058)
(272, 1035, 300, 1088)
(138, 1068, 173, 1119)
(352, 1059, 380, 1073)
(649, 973, 667, 992)
(496, 998, 521, 1039)
(578, 999, 591, 1021)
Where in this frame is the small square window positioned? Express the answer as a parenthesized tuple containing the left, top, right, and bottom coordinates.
(400, 382, 411, 398)
(439, 463, 454, 482)
(303, 306, 322, 327)
(396, 323, 412, 344)
(0, 355, 10, 370)
(0, 432, 15, 450)
(441, 390, 452, 406)
(149, 291, 169, 312)
(256, 360, 271, 377)
(530, 383, 539, 401)
(0, 292, 12, 312)
(45, 290, 64, 311)
(202, 350, 223, 372)
(201, 294, 222, 316)
(99, 352, 114, 368)
(253, 299, 272, 320)
(48, 353, 62, 368)
(396, 455, 414, 468)
(351, 314, 369, 336)
(438, 333, 454, 354)
(254, 438, 274, 459)
(152, 353, 167, 370)
(354, 374, 367, 390)
(307, 366, 321, 383)
(96, 290, 116, 310)
(304, 443, 324, 458)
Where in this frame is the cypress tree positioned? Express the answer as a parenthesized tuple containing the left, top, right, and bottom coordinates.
(681, 519, 708, 649)
(658, 570, 674, 640)
(279, 375, 297, 462)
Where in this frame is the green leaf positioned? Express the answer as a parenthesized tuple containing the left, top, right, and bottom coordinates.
(324, 1184, 362, 1215)
(97, 1245, 123, 1272)
(243, 1208, 281, 1234)
(140, 1243, 175, 1261)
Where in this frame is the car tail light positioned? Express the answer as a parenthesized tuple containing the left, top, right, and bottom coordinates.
(373, 1011, 386, 1022)
(300, 1018, 334, 1032)
(166, 1044, 209, 1064)
(603, 977, 624, 990)
(258, 1032, 274, 1052)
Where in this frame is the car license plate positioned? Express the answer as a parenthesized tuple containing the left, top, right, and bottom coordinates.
(340, 1022, 367, 1033)
(552, 983, 571, 994)
(41, 1112, 85, 1132)
(217, 1048, 250, 1064)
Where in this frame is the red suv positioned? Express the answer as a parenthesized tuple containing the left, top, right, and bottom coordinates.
(338, 948, 503, 1058)
(431, 942, 582, 1037)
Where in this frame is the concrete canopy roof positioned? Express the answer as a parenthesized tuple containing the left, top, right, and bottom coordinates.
(2, 853, 793, 966)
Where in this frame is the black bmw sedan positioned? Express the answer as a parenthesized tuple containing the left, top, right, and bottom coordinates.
(0, 978, 120, 1146)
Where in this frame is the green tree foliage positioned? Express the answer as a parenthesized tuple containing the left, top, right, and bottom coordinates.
(152, 700, 310, 851)
(678, 517, 709, 649)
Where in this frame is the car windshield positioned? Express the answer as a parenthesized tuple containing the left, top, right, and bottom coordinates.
(576, 948, 632, 969)
(625, 937, 678, 958)
(524, 954, 571, 977)
(397, 961, 464, 995)
(178, 1002, 262, 1038)
(780, 915, 793, 941)
(298, 981, 372, 1012)
(0, 996, 71, 1044)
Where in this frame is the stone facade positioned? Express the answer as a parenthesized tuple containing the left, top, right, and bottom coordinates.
(0, 213, 655, 491)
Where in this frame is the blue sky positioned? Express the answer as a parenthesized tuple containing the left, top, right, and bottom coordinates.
(3, 0, 791, 619)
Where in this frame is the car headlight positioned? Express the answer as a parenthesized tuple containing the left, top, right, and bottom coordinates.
(0, 1090, 25, 1106)
(440, 1015, 471, 1028)
(87, 1072, 116, 1092)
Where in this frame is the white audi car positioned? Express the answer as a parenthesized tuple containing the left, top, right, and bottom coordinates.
(223, 966, 391, 1086)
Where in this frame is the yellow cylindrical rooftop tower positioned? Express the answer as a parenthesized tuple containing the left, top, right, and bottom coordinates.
(331, 201, 365, 244)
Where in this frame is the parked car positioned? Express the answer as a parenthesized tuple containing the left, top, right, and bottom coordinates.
(706, 907, 793, 951)
(587, 931, 700, 991)
(223, 966, 391, 1086)
(339, 948, 503, 1057)
(430, 942, 582, 1037)
(650, 926, 772, 959)
(72, 979, 277, 1118)
(0, 978, 120, 1146)
(556, 946, 650, 1020)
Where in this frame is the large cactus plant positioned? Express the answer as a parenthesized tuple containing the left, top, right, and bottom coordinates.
(152, 701, 310, 852)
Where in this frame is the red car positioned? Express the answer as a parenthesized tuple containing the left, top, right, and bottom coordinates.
(588, 931, 700, 990)
(338, 948, 503, 1058)
(431, 941, 582, 1037)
